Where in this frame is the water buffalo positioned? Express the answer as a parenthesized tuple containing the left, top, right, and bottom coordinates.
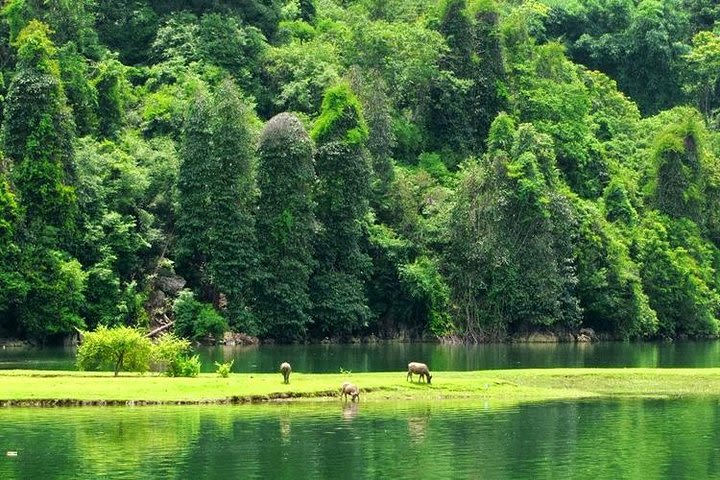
(340, 382, 360, 402)
(280, 362, 292, 384)
(407, 362, 432, 384)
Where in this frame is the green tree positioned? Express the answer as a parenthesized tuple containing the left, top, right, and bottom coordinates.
(152, 332, 199, 377)
(684, 30, 720, 119)
(263, 37, 342, 115)
(472, 2, 510, 147)
(58, 43, 98, 136)
(425, 0, 475, 156)
(255, 113, 316, 342)
(310, 83, 373, 337)
(95, 0, 158, 64)
(299, 0, 316, 23)
(573, 199, 656, 338)
(0, 176, 26, 334)
(445, 115, 580, 338)
(2, 20, 77, 239)
(348, 69, 396, 220)
(77, 325, 153, 376)
(0, 21, 86, 341)
(635, 214, 720, 337)
(94, 59, 128, 139)
(648, 108, 706, 222)
(173, 290, 228, 341)
(547, 0, 690, 114)
(3, 0, 101, 58)
(176, 81, 258, 332)
(12, 247, 87, 340)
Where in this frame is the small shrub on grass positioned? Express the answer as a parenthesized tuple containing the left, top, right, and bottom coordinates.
(152, 333, 200, 377)
(176, 354, 201, 377)
(215, 359, 234, 378)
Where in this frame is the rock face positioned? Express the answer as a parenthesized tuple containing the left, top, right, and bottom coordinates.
(576, 333, 592, 343)
(145, 261, 187, 328)
(222, 332, 260, 346)
(526, 332, 559, 343)
(155, 270, 186, 296)
(579, 328, 596, 340)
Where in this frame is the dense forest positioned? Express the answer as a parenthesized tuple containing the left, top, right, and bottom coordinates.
(0, 0, 719, 343)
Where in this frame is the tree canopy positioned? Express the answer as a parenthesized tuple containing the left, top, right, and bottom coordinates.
(1, 0, 720, 343)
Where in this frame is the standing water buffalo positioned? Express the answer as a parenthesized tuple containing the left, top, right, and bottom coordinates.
(407, 362, 432, 384)
(280, 362, 292, 384)
(340, 382, 360, 402)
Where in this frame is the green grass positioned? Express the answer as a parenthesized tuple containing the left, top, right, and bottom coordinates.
(2, 368, 720, 406)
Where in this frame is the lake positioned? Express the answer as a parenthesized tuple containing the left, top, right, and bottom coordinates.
(2, 341, 720, 372)
(2, 343, 720, 478)
(1, 398, 719, 479)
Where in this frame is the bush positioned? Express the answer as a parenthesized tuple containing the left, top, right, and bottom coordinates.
(152, 333, 191, 376)
(175, 354, 201, 377)
(173, 290, 228, 341)
(77, 326, 152, 376)
(215, 359, 234, 378)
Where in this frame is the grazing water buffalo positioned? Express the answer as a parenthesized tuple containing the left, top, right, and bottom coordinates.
(280, 362, 292, 384)
(407, 362, 432, 384)
(340, 382, 360, 402)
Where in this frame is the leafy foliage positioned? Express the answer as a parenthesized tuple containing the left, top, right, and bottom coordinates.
(172, 290, 228, 341)
(310, 83, 373, 337)
(152, 333, 199, 377)
(77, 325, 152, 376)
(215, 359, 234, 378)
(255, 113, 316, 341)
(175, 81, 258, 332)
(3, 0, 720, 344)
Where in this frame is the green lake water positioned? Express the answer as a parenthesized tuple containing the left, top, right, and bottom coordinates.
(3, 342, 720, 479)
(3, 341, 720, 372)
(1, 399, 719, 479)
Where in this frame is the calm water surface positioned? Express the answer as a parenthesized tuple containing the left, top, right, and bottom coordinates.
(1, 399, 719, 479)
(3, 341, 720, 372)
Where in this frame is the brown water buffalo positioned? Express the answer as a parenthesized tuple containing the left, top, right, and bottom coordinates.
(340, 382, 360, 402)
(280, 362, 292, 384)
(407, 362, 432, 384)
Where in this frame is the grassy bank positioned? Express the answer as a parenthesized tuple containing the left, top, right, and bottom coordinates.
(2, 369, 720, 407)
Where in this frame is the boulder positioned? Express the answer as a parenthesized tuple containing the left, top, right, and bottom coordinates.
(577, 333, 591, 343)
(222, 332, 260, 346)
(527, 332, 559, 343)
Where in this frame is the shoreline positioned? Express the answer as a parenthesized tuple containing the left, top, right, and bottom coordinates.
(2, 368, 720, 408)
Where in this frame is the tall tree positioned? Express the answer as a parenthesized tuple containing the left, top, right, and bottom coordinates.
(348, 68, 395, 221)
(310, 83, 373, 337)
(255, 113, 316, 341)
(445, 114, 581, 339)
(648, 108, 706, 223)
(1, 21, 86, 340)
(2, 20, 78, 242)
(425, 0, 475, 157)
(684, 30, 720, 119)
(472, 2, 510, 148)
(94, 59, 127, 139)
(176, 80, 258, 333)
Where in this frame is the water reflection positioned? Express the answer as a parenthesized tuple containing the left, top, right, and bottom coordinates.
(3, 340, 720, 372)
(342, 402, 359, 422)
(279, 414, 291, 443)
(1, 399, 719, 479)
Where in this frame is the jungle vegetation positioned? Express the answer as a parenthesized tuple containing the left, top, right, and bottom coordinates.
(0, 0, 719, 343)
